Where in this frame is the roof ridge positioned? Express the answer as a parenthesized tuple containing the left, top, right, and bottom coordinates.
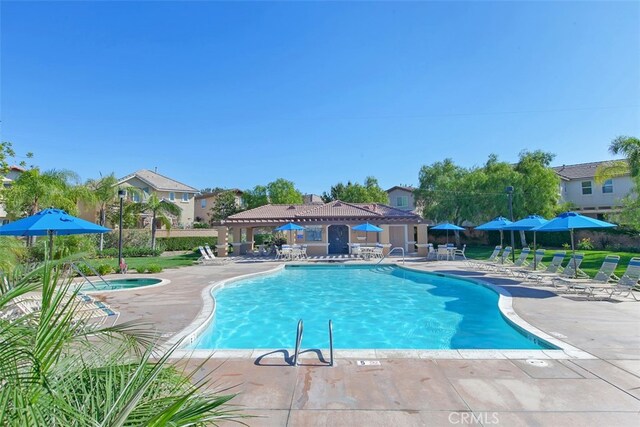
(552, 159, 627, 169)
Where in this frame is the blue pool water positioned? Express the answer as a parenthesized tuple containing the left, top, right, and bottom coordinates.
(81, 278, 162, 291)
(188, 265, 554, 350)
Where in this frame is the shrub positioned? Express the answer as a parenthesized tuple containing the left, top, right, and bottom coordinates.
(96, 264, 113, 276)
(75, 264, 94, 277)
(562, 243, 571, 250)
(577, 237, 594, 250)
(147, 264, 163, 273)
(97, 247, 162, 258)
(156, 237, 218, 251)
(135, 265, 147, 274)
(192, 222, 210, 229)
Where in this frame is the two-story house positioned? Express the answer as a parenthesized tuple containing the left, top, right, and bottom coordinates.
(117, 169, 199, 227)
(386, 186, 422, 215)
(553, 160, 636, 219)
(194, 189, 244, 224)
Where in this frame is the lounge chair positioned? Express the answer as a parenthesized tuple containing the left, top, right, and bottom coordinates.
(553, 255, 621, 297)
(478, 247, 513, 271)
(490, 248, 531, 275)
(466, 245, 502, 269)
(529, 253, 586, 285)
(607, 257, 640, 301)
(14, 293, 120, 327)
(518, 251, 566, 282)
(198, 246, 228, 265)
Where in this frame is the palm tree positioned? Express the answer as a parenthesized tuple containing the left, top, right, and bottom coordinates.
(0, 261, 243, 425)
(132, 193, 182, 250)
(595, 136, 640, 184)
(85, 173, 121, 252)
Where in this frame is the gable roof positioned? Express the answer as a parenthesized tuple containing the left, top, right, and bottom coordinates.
(118, 169, 198, 193)
(221, 200, 423, 225)
(552, 160, 628, 180)
(386, 185, 415, 193)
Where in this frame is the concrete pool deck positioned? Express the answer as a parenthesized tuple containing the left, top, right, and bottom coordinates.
(96, 258, 640, 426)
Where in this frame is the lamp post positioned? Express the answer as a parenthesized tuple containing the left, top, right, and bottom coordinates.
(505, 186, 516, 263)
(118, 189, 126, 273)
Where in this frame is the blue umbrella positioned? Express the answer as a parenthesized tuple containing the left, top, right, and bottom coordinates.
(532, 212, 616, 278)
(0, 208, 111, 258)
(502, 215, 549, 269)
(431, 222, 465, 244)
(275, 222, 305, 245)
(475, 216, 513, 247)
(352, 222, 383, 244)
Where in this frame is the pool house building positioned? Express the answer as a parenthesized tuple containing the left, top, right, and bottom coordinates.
(213, 200, 426, 257)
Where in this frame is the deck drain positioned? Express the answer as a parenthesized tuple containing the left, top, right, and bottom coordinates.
(526, 359, 549, 367)
(356, 360, 381, 366)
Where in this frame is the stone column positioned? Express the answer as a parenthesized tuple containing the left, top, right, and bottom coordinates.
(230, 226, 243, 255)
(215, 226, 228, 257)
(380, 225, 391, 255)
(245, 227, 254, 251)
(416, 224, 429, 257)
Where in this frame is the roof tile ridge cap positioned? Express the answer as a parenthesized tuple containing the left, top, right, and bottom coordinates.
(140, 169, 199, 192)
(340, 201, 384, 216)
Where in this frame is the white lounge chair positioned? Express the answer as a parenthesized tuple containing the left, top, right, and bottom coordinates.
(466, 245, 502, 269)
(607, 257, 640, 301)
(519, 251, 566, 282)
(530, 253, 586, 285)
(198, 246, 228, 265)
(490, 248, 531, 275)
(14, 293, 120, 327)
(553, 255, 620, 297)
(479, 247, 513, 271)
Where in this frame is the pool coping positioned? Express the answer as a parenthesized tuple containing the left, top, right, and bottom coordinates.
(166, 263, 596, 360)
(81, 277, 172, 293)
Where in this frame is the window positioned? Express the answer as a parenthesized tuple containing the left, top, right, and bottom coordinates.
(201, 199, 207, 208)
(396, 196, 408, 208)
(169, 192, 175, 201)
(306, 226, 323, 241)
(182, 192, 189, 202)
(132, 192, 140, 202)
(581, 181, 592, 195)
(602, 179, 613, 194)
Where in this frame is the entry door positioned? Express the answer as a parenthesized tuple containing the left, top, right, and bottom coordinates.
(328, 225, 349, 254)
(389, 225, 406, 251)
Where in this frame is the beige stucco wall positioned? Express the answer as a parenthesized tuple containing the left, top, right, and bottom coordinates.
(121, 177, 196, 226)
(560, 176, 636, 210)
(387, 188, 416, 211)
(194, 194, 243, 224)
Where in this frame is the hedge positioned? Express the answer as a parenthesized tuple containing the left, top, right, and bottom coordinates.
(98, 247, 163, 258)
(155, 237, 218, 251)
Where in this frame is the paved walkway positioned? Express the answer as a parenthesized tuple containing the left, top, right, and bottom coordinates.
(95, 258, 640, 426)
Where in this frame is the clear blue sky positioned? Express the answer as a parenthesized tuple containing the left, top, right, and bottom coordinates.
(2, 1, 639, 195)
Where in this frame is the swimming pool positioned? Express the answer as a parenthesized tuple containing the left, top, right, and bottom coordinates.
(188, 265, 556, 350)
(80, 278, 164, 291)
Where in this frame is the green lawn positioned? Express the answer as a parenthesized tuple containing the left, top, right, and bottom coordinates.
(465, 246, 639, 278)
(86, 251, 201, 273)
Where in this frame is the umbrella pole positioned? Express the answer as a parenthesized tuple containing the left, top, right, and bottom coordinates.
(499, 230, 503, 248)
(570, 228, 577, 279)
(48, 230, 54, 261)
(533, 231, 537, 270)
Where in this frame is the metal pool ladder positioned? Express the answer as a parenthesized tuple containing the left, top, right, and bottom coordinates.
(293, 319, 334, 367)
(376, 246, 405, 265)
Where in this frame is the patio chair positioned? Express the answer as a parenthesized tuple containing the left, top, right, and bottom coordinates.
(505, 249, 545, 276)
(553, 255, 620, 297)
(528, 253, 587, 285)
(489, 248, 530, 275)
(437, 246, 450, 260)
(14, 293, 120, 327)
(351, 244, 362, 257)
(453, 244, 467, 260)
(518, 251, 566, 282)
(198, 246, 228, 265)
(607, 257, 640, 301)
(466, 245, 502, 269)
(426, 244, 437, 260)
(478, 247, 513, 271)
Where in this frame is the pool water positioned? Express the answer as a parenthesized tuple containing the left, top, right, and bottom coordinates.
(81, 278, 162, 291)
(189, 265, 554, 350)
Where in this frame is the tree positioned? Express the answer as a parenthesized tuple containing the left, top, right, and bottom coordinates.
(322, 177, 388, 203)
(266, 179, 303, 204)
(414, 159, 469, 224)
(210, 191, 242, 222)
(595, 136, 640, 183)
(242, 185, 269, 210)
(131, 193, 182, 250)
(85, 173, 120, 252)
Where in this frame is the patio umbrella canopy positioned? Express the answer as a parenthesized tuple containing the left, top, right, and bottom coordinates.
(431, 222, 464, 244)
(352, 222, 383, 244)
(0, 208, 111, 258)
(501, 215, 548, 269)
(275, 222, 305, 245)
(475, 216, 513, 247)
(532, 212, 616, 278)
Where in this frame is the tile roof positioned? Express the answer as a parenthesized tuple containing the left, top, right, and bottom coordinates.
(195, 189, 243, 199)
(222, 200, 423, 224)
(386, 185, 415, 193)
(552, 160, 629, 180)
(118, 169, 198, 192)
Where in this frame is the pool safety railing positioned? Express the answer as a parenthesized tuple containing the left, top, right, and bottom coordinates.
(293, 319, 304, 366)
(292, 319, 334, 367)
(376, 246, 405, 265)
(68, 258, 112, 290)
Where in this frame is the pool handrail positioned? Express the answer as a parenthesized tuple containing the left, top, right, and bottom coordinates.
(329, 319, 334, 367)
(376, 247, 405, 265)
(293, 319, 303, 366)
(69, 258, 112, 290)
